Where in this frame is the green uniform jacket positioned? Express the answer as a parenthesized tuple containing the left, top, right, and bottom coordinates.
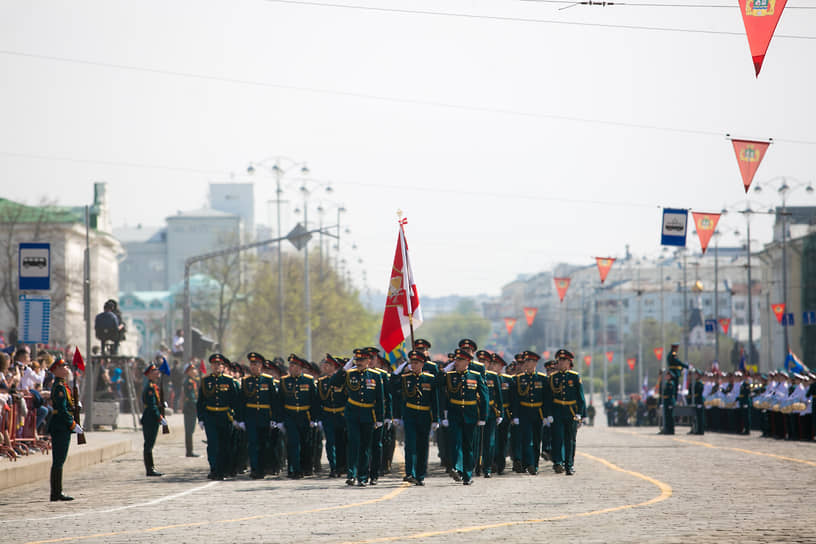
(277, 374, 317, 422)
(498, 374, 514, 418)
(441, 369, 489, 425)
(141, 381, 162, 424)
(331, 368, 385, 423)
(692, 380, 704, 405)
(316, 374, 347, 420)
(484, 370, 503, 420)
(548, 370, 587, 420)
(512, 371, 548, 420)
(661, 378, 676, 407)
(47, 378, 78, 434)
(396, 371, 439, 421)
(237, 374, 277, 422)
(197, 373, 239, 421)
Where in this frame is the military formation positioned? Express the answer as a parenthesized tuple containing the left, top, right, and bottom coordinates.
(184, 338, 586, 486)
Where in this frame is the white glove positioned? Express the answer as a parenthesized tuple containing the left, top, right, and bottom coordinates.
(431, 422, 439, 431)
(542, 418, 551, 428)
(270, 421, 277, 430)
(374, 421, 384, 429)
(198, 420, 205, 431)
(511, 418, 520, 426)
(444, 362, 454, 372)
(317, 421, 324, 431)
(384, 419, 392, 428)
(277, 422, 286, 433)
(441, 419, 449, 427)
(548, 416, 554, 424)
(343, 359, 355, 370)
(582, 417, 589, 425)
(477, 420, 486, 427)
(160, 417, 168, 427)
(496, 417, 503, 425)
(393, 361, 408, 375)
(72, 424, 84, 434)
(393, 418, 403, 427)
(233, 420, 243, 430)
(163, 401, 169, 408)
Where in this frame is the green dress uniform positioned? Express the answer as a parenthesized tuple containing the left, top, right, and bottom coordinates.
(370, 367, 391, 484)
(512, 370, 548, 474)
(549, 368, 587, 474)
(660, 375, 676, 435)
(479, 369, 503, 477)
(691, 375, 705, 435)
(237, 372, 277, 478)
(332, 363, 385, 485)
(48, 376, 79, 500)
(182, 372, 199, 456)
(141, 376, 163, 476)
(666, 347, 688, 384)
(441, 362, 489, 484)
(493, 371, 513, 474)
(737, 380, 751, 435)
(197, 362, 238, 479)
(397, 367, 439, 484)
(317, 371, 347, 477)
(277, 366, 317, 478)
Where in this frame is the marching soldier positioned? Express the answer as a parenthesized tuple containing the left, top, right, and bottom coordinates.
(197, 353, 238, 480)
(478, 350, 502, 478)
(508, 357, 524, 472)
(332, 347, 385, 487)
(317, 354, 347, 478)
(490, 353, 513, 475)
(48, 357, 83, 501)
(236, 352, 277, 479)
(141, 363, 167, 477)
(511, 350, 547, 475)
(659, 369, 676, 435)
(441, 348, 489, 485)
(182, 362, 201, 457)
(458, 339, 486, 376)
(737, 371, 752, 435)
(395, 350, 439, 485)
(368, 348, 393, 483)
(548, 349, 586, 475)
(263, 359, 285, 475)
(540, 359, 557, 461)
(226, 361, 247, 477)
(278, 354, 318, 479)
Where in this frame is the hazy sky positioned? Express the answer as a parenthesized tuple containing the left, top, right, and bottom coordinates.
(2, 0, 815, 297)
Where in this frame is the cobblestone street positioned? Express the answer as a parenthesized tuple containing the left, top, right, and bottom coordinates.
(2, 415, 815, 544)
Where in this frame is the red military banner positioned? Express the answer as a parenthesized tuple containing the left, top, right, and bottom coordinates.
(738, 0, 788, 77)
(596, 257, 615, 284)
(692, 212, 721, 255)
(771, 303, 786, 323)
(653, 347, 663, 361)
(504, 317, 517, 335)
(605, 351, 614, 363)
(731, 139, 770, 193)
(719, 318, 731, 335)
(627, 358, 636, 371)
(553, 277, 571, 302)
(523, 307, 538, 327)
(584, 355, 592, 367)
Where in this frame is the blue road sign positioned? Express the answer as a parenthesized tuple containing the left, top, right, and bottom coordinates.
(661, 208, 688, 247)
(782, 313, 795, 327)
(704, 319, 716, 332)
(19, 243, 50, 291)
(18, 294, 50, 344)
(803, 311, 816, 325)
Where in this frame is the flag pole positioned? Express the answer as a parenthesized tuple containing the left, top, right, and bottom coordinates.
(397, 209, 416, 348)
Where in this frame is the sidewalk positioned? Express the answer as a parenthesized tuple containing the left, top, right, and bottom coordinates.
(0, 413, 144, 491)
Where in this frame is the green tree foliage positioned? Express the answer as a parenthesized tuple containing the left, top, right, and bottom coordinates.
(419, 299, 491, 354)
(228, 250, 379, 361)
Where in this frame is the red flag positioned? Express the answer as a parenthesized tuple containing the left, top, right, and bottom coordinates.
(379, 220, 423, 353)
(627, 358, 636, 371)
(596, 257, 615, 284)
(731, 139, 770, 193)
(583, 355, 592, 367)
(542, 350, 551, 359)
(72, 346, 85, 372)
(199, 359, 207, 375)
(692, 212, 721, 255)
(738, 0, 788, 76)
(771, 303, 786, 324)
(654, 347, 664, 361)
(719, 318, 731, 335)
(523, 307, 538, 327)
(553, 277, 571, 302)
(504, 318, 517, 336)
(605, 351, 614, 363)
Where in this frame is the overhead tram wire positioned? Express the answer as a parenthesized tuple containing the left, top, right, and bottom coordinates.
(261, 0, 816, 38)
(523, 0, 816, 8)
(3, 49, 816, 146)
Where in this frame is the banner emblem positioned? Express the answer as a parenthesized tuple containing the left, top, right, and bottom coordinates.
(653, 347, 664, 361)
(554, 277, 571, 302)
(523, 307, 538, 327)
(692, 212, 721, 255)
(771, 303, 786, 324)
(739, 0, 788, 76)
(504, 317, 517, 336)
(596, 257, 615, 284)
(731, 138, 770, 193)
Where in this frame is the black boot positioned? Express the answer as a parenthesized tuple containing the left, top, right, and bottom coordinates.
(145, 451, 163, 477)
(50, 467, 73, 501)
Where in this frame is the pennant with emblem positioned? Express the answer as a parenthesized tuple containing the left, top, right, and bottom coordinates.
(583, 355, 591, 367)
(523, 307, 538, 327)
(596, 257, 615, 284)
(627, 358, 636, 371)
(692, 212, 721, 255)
(553, 277, 571, 302)
(653, 347, 664, 361)
(504, 317, 517, 336)
(542, 350, 551, 359)
(719, 318, 731, 335)
(730, 138, 770, 193)
(605, 351, 614, 363)
(738, 0, 788, 76)
(771, 303, 786, 324)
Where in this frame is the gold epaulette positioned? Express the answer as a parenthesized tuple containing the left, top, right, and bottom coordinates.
(421, 372, 434, 378)
(501, 373, 512, 379)
(486, 370, 498, 377)
(536, 372, 547, 377)
(261, 373, 274, 379)
(567, 370, 579, 375)
(302, 373, 314, 380)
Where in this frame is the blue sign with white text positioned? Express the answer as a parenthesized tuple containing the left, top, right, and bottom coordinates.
(18, 243, 50, 291)
(661, 208, 688, 247)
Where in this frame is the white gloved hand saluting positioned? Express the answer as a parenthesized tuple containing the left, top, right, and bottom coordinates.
(393, 361, 408, 375)
(343, 359, 355, 371)
(270, 421, 277, 430)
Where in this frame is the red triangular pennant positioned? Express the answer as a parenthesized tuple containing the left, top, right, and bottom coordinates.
(738, 0, 788, 76)
(627, 358, 636, 371)
(72, 347, 85, 372)
(583, 355, 591, 367)
(653, 347, 664, 361)
(605, 351, 614, 363)
(719, 318, 731, 335)
(553, 277, 571, 302)
(595, 257, 615, 284)
(542, 350, 551, 359)
(523, 307, 538, 327)
(731, 139, 770, 193)
(771, 303, 786, 323)
(504, 317, 517, 336)
(692, 212, 721, 255)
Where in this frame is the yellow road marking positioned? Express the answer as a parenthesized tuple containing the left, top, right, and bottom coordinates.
(341, 451, 673, 544)
(24, 483, 411, 544)
(615, 429, 816, 467)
